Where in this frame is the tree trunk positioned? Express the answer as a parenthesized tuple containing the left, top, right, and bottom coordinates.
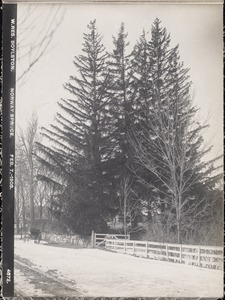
(124, 193, 127, 237)
(14, 198, 20, 234)
(40, 204, 43, 220)
(131, 213, 138, 230)
(22, 196, 26, 233)
(39, 196, 43, 220)
(177, 218, 182, 244)
(15, 187, 21, 234)
(30, 162, 35, 222)
(16, 218, 20, 234)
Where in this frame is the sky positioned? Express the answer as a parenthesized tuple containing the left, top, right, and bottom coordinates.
(16, 3, 223, 162)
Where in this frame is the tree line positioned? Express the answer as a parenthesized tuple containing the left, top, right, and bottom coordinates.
(15, 19, 223, 245)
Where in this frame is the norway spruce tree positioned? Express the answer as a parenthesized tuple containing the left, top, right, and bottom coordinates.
(130, 18, 222, 244)
(129, 20, 173, 230)
(108, 23, 143, 232)
(131, 30, 154, 124)
(36, 19, 222, 243)
(108, 24, 134, 162)
(37, 20, 119, 236)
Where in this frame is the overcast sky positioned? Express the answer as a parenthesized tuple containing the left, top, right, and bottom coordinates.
(16, 3, 223, 161)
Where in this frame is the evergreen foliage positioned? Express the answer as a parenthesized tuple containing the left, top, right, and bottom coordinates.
(129, 19, 222, 243)
(36, 19, 222, 243)
(37, 20, 119, 236)
(108, 23, 133, 166)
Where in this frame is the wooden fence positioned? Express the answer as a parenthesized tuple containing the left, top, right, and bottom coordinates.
(93, 232, 130, 247)
(105, 238, 223, 270)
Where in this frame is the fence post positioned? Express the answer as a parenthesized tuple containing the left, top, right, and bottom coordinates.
(91, 230, 95, 248)
(198, 246, 201, 266)
(179, 245, 182, 263)
(124, 239, 126, 253)
(146, 242, 148, 258)
(166, 244, 168, 260)
(133, 241, 135, 255)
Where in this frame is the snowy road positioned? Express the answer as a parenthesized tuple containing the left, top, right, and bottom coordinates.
(14, 239, 223, 297)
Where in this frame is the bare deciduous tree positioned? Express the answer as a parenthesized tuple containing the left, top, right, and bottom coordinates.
(130, 100, 222, 243)
(18, 113, 39, 222)
(17, 4, 63, 86)
(119, 173, 144, 236)
(15, 142, 29, 234)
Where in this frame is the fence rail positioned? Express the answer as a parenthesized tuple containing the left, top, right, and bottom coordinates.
(105, 238, 223, 270)
(93, 232, 130, 247)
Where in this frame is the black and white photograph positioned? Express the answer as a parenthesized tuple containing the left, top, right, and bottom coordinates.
(5, 1, 224, 298)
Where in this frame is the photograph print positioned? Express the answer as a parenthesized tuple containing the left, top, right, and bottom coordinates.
(12, 2, 224, 298)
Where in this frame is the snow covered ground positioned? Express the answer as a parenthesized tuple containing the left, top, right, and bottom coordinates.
(14, 238, 223, 297)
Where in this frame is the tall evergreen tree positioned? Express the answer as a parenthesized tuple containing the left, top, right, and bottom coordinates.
(108, 23, 143, 231)
(129, 20, 174, 227)
(131, 30, 153, 124)
(108, 23, 133, 164)
(130, 18, 222, 243)
(37, 20, 118, 236)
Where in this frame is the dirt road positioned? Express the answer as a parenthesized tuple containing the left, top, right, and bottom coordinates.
(14, 238, 223, 297)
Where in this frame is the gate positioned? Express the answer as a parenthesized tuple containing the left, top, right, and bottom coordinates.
(92, 232, 130, 248)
